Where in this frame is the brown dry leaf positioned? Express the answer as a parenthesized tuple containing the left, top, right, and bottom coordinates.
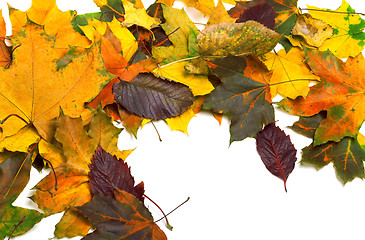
(292, 13, 333, 47)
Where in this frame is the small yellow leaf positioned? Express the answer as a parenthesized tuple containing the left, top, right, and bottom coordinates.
(206, 0, 235, 26)
(153, 62, 214, 96)
(181, 0, 215, 15)
(165, 109, 195, 134)
(79, 19, 107, 44)
(107, 18, 138, 62)
(122, 0, 159, 29)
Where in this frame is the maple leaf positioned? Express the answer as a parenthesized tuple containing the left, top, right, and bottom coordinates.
(262, 47, 320, 99)
(113, 73, 194, 120)
(0, 150, 43, 239)
(203, 56, 274, 143)
(229, 0, 298, 36)
(197, 21, 281, 57)
(280, 48, 365, 146)
(0, 19, 113, 141)
(291, 113, 365, 183)
(121, 0, 160, 29)
(89, 146, 145, 202)
(256, 123, 297, 191)
(78, 190, 167, 240)
(308, 0, 365, 58)
(180, 0, 215, 15)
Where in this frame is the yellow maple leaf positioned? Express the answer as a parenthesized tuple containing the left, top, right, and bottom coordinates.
(26, 0, 74, 36)
(0, 22, 113, 141)
(263, 47, 320, 99)
(308, 0, 365, 58)
(181, 0, 215, 15)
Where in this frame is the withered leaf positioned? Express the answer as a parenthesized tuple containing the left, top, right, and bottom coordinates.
(89, 146, 145, 202)
(113, 73, 194, 120)
(256, 123, 297, 191)
(78, 190, 167, 240)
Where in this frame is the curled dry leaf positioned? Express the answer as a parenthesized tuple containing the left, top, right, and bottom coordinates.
(256, 123, 297, 192)
(113, 73, 194, 120)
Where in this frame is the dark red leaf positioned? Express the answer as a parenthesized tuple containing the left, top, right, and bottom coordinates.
(89, 146, 145, 202)
(256, 123, 297, 191)
(236, 0, 276, 30)
(113, 73, 194, 120)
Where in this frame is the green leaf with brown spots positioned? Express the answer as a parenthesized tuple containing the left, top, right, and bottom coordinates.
(197, 21, 281, 57)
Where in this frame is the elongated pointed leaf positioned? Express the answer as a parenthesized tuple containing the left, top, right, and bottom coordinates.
(256, 123, 297, 191)
(197, 21, 280, 57)
(89, 146, 145, 202)
(113, 73, 194, 120)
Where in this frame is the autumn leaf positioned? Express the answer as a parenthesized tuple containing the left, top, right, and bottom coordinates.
(256, 123, 297, 191)
(197, 21, 281, 57)
(280, 48, 365, 146)
(0, 19, 113, 141)
(308, 0, 365, 58)
(203, 56, 274, 143)
(122, 0, 160, 29)
(262, 47, 320, 99)
(89, 146, 145, 201)
(180, 0, 215, 15)
(235, 0, 276, 30)
(113, 73, 194, 120)
(0, 150, 43, 239)
(290, 113, 365, 183)
(78, 190, 167, 240)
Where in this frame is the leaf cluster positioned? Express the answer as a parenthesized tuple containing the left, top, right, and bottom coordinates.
(1, 0, 365, 238)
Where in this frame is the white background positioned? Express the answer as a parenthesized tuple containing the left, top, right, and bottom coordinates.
(1, 0, 365, 239)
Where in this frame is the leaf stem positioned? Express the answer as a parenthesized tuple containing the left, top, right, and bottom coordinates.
(268, 78, 320, 87)
(43, 158, 58, 191)
(8, 216, 25, 240)
(151, 121, 162, 142)
(299, 7, 365, 16)
(144, 194, 173, 230)
(154, 197, 190, 224)
(158, 56, 201, 69)
(0, 114, 29, 125)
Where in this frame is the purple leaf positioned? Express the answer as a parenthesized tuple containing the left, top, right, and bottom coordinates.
(256, 123, 297, 191)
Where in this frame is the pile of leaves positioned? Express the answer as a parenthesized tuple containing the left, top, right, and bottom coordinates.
(1, 0, 365, 239)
